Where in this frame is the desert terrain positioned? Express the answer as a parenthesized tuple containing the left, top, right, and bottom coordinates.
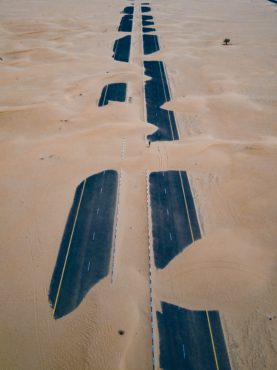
(0, 0, 276, 369)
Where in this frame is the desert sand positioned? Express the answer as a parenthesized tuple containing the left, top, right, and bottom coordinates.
(0, 0, 276, 369)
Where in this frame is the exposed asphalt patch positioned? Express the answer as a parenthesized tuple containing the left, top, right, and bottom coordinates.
(113, 35, 131, 62)
(144, 60, 179, 142)
(149, 171, 201, 269)
(157, 302, 232, 370)
(49, 170, 118, 319)
(98, 83, 127, 107)
(143, 34, 160, 55)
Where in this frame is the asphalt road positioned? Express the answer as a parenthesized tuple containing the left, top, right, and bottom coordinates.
(123, 6, 134, 15)
(142, 14, 154, 27)
(144, 60, 179, 142)
(118, 14, 133, 32)
(49, 170, 118, 319)
(113, 35, 131, 62)
(98, 83, 127, 106)
(149, 171, 201, 269)
(141, 6, 151, 13)
(143, 26, 156, 33)
(143, 34, 160, 55)
(157, 302, 232, 370)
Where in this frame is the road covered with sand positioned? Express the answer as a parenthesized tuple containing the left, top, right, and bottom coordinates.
(0, 0, 276, 369)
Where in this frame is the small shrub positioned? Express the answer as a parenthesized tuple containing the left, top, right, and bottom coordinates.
(223, 38, 231, 45)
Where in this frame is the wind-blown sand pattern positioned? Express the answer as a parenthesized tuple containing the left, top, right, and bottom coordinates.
(0, 0, 276, 369)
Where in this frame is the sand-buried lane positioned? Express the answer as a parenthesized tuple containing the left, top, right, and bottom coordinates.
(142, 15, 155, 27)
(144, 61, 179, 142)
(143, 27, 156, 33)
(149, 170, 231, 369)
(122, 5, 134, 15)
(149, 171, 201, 269)
(157, 302, 232, 370)
(141, 6, 151, 13)
(98, 83, 127, 107)
(143, 34, 160, 55)
(118, 14, 133, 32)
(113, 35, 131, 63)
(49, 170, 118, 319)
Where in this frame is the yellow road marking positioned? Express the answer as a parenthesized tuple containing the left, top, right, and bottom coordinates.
(206, 311, 220, 370)
(178, 171, 194, 242)
(157, 60, 175, 141)
(52, 179, 87, 317)
(179, 171, 220, 369)
(102, 85, 109, 106)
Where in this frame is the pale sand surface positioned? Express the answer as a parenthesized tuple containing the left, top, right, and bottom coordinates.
(0, 0, 277, 369)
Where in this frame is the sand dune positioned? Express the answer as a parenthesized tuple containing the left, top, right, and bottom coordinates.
(0, 0, 276, 369)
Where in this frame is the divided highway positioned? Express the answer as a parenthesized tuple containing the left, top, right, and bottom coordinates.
(47, 3, 233, 370)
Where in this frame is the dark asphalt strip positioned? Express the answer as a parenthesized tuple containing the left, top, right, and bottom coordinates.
(113, 35, 131, 62)
(123, 6, 134, 15)
(143, 34, 160, 55)
(144, 61, 179, 142)
(157, 302, 232, 370)
(142, 15, 154, 27)
(149, 171, 200, 269)
(141, 6, 151, 13)
(118, 14, 133, 32)
(143, 27, 156, 33)
(143, 20, 155, 26)
(180, 171, 201, 241)
(49, 170, 118, 319)
(142, 15, 153, 20)
(98, 83, 127, 107)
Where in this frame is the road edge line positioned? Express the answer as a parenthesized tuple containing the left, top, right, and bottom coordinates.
(52, 178, 87, 318)
(206, 311, 220, 370)
(110, 169, 122, 285)
(146, 171, 157, 370)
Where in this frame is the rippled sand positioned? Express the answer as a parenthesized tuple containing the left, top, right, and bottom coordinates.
(0, 0, 276, 369)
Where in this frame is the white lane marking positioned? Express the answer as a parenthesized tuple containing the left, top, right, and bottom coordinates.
(162, 171, 164, 176)
(88, 261, 91, 271)
(178, 171, 194, 242)
(92, 232, 95, 241)
(169, 232, 172, 241)
(111, 169, 122, 285)
(153, 33, 160, 53)
(100, 187, 103, 194)
(157, 61, 175, 140)
(114, 39, 119, 59)
(146, 171, 157, 370)
(103, 171, 106, 176)
(97, 207, 100, 215)
(166, 208, 169, 216)
(182, 344, 186, 359)
(102, 85, 109, 106)
(164, 188, 167, 195)
(163, 62, 181, 138)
